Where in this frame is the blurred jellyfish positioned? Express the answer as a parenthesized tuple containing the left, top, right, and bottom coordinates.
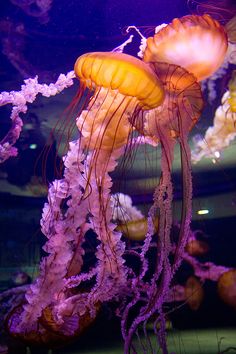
(218, 269, 236, 309)
(111, 193, 158, 241)
(10, 0, 53, 24)
(192, 69, 236, 163)
(186, 238, 209, 256)
(185, 276, 204, 311)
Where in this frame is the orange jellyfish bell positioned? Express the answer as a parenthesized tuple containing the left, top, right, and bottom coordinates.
(185, 276, 204, 311)
(74, 52, 164, 110)
(6, 301, 100, 348)
(186, 238, 209, 256)
(143, 14, 228, 81)
(217, 269, 236, 309)
(74, 52, 164, 150)
(117, 217, 159, 241)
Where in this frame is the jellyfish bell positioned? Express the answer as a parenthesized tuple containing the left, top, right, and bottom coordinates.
(186, 239, 209, 256)
(6, 301, 100, 349)
(143, 14, 228, 81)
(217, 269, 236, 309)
(185, 276, 204, 311)
(74, 51, 165, 151)
(117, 217, 159, 241)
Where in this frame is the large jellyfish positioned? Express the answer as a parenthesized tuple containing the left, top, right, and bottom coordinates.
(143, 14, 228, 81)
(119, 14, 228, 353)
(5, 52, 165, 348)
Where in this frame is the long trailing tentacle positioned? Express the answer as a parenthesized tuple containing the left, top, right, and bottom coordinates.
(173, 97, 193, 272)
(122, 125, 175, 354)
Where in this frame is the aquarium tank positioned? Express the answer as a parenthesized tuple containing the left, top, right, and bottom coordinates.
(0, 0, 236, 353)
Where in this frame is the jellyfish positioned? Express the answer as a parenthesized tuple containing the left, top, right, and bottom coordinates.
(121, 61, 204, 354)
(6, 51, 165, 348)
(143, 14, 228, 81)
(217, 269, 236, 309)
(120, 14, 229, 353)
(186, 238, 209, 256)
(185, 276, 204, 311)
(10, 0, 52, 24)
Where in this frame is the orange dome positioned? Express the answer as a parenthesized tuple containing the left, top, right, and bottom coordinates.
(185, 276, 204, 311)
(143, 14, 228, 81)
(74, 51, 164, 110)
(218, 269, 236, 309)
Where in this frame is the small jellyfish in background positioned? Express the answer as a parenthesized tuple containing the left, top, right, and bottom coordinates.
(10, 0, 53, 24)
(192, 68, 236, 163)
(185, 276, 204, 311)
(218, 269, 236, 310)
(10, 271, 31, 287)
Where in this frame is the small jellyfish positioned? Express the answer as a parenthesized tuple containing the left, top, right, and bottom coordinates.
(186, 238, 209, 256)
(117, 217, 159, 241)
(218, 269, 236, 309)
(185, 276, 204, 311)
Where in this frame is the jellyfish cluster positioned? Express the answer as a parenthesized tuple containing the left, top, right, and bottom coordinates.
(0, 11, 233, 354)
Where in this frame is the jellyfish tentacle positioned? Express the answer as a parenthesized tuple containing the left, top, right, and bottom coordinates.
(122, 124, 175, 353)
(173, 99, 193, 272)
(9, 140, 89, 334)
(124, 59, 203, 352)
(86, 149, 128, 309)
(0, 71, 75, 163)
(72, 53, 164, 315)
